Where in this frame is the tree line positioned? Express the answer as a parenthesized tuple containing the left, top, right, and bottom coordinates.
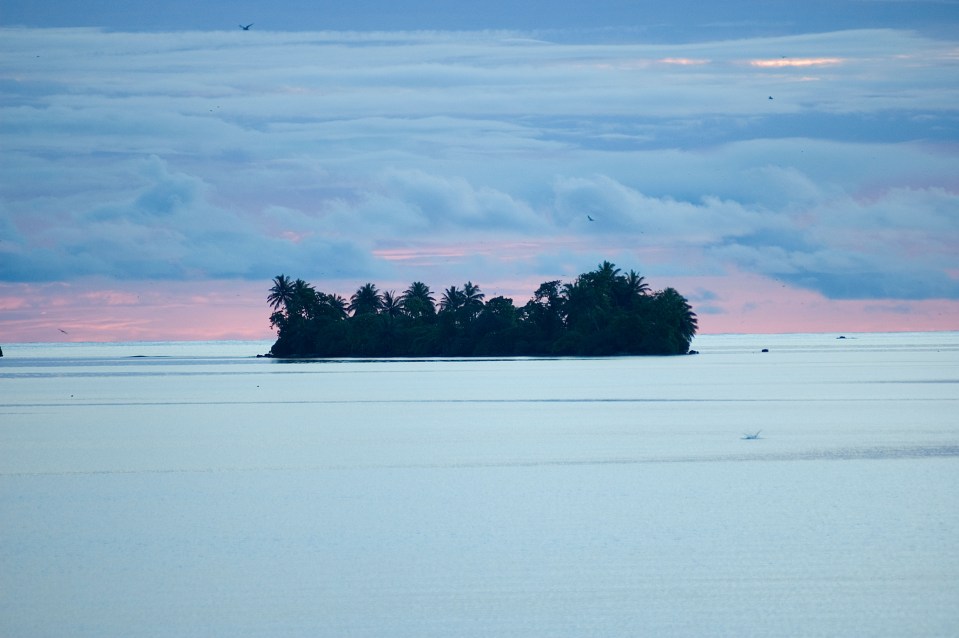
(266, 261, 698, 357)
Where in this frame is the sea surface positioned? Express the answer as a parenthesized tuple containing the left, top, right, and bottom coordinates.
(1, 333, 957, 637)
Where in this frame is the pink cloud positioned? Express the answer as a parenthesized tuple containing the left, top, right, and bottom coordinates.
(373, 241, 547, 265)
(658, 58, 711, 66)
(373, 246, 471, 263)
(673, 272, 959, 334)
(0, 280, 275, 343)
(2, 273, 957, 344)
(79, 290, 141, 306)
(749, 57, 843, 68)
(0, 296, 28, 311)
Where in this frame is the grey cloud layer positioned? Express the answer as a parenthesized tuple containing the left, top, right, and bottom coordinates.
(1, 27, 957, 298)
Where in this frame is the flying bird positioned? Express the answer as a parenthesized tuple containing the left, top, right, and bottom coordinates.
(239, 23, 253, 30)
(768, 96, 773, 100)
(742, 431, 762, 440)
(58, 328, 68, 334)
(587, 215, 596, 222)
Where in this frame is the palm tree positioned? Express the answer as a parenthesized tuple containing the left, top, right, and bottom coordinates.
(568, 261, 620, 315)
(267, 274, 295, 312)
(289, 278, 318, 319)
(326, 294, 349, 319)
(316, 292, 349, 320)
(439, 285, 464, 314)
(349, 283, 383, 316)
(595, 260, 622, 287)
(461, 281, 485, 321)
(615, 269, 650, 308)
(624, 270, 650, 296)
(381, 290, 403, 318)
(652, 287, 699, 353)
(400, 282, 436, 319)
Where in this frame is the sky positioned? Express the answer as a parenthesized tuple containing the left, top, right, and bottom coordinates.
(1, 0, 958, 342)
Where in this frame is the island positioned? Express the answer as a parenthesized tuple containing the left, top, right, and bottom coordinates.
(266, 261, 697, 357)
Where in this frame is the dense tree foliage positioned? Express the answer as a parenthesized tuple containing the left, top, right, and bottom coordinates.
(267, 261, 697, 357)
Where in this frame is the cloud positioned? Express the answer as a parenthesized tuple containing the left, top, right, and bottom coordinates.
(1, 25, 957, 306)
(750, 58, 843, 68)
(710, 185, 959, 299)
(551, 174, 769, 241)
(373, 168, 545, 231)
(1, 155, 374, 282)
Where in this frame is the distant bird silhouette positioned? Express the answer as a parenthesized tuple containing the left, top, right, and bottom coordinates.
(587, 215, 596, 222)
(58, 328, 68, 334)
(742, 431, 761, 440)
(239, 23, 253, 30)
(768, 96, 773, 100)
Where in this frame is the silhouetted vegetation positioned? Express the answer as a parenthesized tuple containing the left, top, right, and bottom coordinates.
(267, 261, 697, 357)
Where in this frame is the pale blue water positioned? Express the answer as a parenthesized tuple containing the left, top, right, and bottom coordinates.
(1, 333, 957, 637)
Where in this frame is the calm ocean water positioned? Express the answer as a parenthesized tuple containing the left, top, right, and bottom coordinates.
(1, 332, 957, 637)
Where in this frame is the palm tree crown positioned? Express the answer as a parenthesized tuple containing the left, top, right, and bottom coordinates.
(400, 282, 436, 319)
(439, 285, 464, 313)
(317, 292, 349, 319)
(381, 291, 403, 318)
(267, 274, 295, 311)
(349, 283, 383, 316)
(289, 279, 318, 318)
(461, 281, 485, 321)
